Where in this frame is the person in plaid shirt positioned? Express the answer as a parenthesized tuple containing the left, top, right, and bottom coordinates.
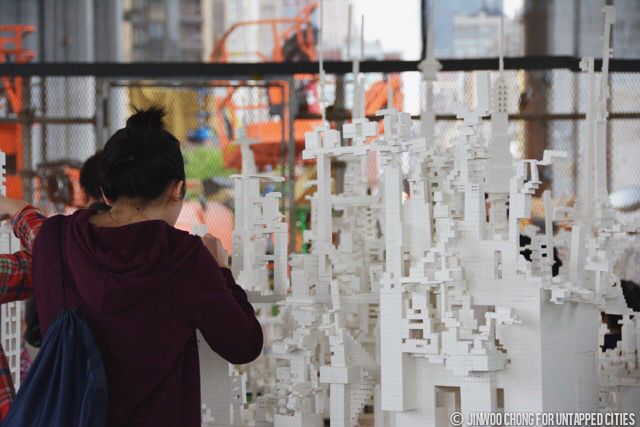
(0, 197, 46, 420)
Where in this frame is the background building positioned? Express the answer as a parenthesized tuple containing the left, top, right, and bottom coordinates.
(125, 0, 206, 61)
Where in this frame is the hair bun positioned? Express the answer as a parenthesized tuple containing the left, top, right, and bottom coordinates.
(126, 106, 166, 135)
(100, 105, 185, 202)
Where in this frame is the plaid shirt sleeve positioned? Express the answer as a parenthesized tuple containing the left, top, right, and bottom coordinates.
(11, 205, 45, 253)
(0, 206, 45, 304)
(0, 251, 32, 304)
(0, 206, 45, 420)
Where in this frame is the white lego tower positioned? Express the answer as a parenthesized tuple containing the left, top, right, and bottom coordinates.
(230, 169, 288, 300)
(318, 91, 380, 427)
(418, 0, 441, 148)
(256, 5, 384, 424)
(486, 16, 512, 236)
(586, 6, 640, 416)
(259, 4, 340, 422)
(195, 125, 291, 426)
(218, 3, 640, 425)
(376, 42, 601, 427)
(0, 151, 23, 391)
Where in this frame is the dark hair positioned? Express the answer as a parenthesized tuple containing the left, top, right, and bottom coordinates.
(80, 151, 104, 201)
(100, 106, 185, 202)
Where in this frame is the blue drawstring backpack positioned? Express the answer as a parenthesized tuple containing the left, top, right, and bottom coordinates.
(2, 220, 108, 427)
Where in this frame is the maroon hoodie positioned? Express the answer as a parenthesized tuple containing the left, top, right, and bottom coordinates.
(31, 209, 263, 426)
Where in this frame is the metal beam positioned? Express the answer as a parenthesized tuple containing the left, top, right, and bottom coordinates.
(3, 57, 640, 77)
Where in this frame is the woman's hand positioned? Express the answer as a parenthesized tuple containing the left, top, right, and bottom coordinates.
(202, 234, 229, 268)
(0, 196, 28, 221)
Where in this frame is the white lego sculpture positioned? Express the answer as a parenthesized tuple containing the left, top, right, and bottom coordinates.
(204, 4, 639, 426)
(195, 126, 292, 426)
(587, 6, 640, 415)
(0, 152, 23, 391)
(230, 172, 288, 301)
(229, 127, 289, 301)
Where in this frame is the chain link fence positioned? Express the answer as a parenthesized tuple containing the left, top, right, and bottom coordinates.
(1, 66, 639, 252)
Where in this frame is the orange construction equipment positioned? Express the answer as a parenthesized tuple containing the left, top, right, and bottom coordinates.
(211, 3, 318, 63)
(0, 25, 36, 199)
(209, 2, 403, 171)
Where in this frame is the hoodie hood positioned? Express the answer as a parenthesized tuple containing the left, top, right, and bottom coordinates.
(64, 209, 202, 314)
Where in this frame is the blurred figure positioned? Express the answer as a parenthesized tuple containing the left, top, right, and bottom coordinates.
(79, 151, 110, 211)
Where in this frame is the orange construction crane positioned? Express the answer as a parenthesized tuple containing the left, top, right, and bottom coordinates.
(208, 2, 402, 170)
(0, 25, 36, 198)
(211, 3, 318, 63)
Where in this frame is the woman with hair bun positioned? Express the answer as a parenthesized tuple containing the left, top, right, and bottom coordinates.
(31, 107, 263, 426)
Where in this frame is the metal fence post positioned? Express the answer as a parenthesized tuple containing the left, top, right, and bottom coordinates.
(287, 76, 297, 253)
(95, 77, 105, 152)
(22, 77, 33, 204)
